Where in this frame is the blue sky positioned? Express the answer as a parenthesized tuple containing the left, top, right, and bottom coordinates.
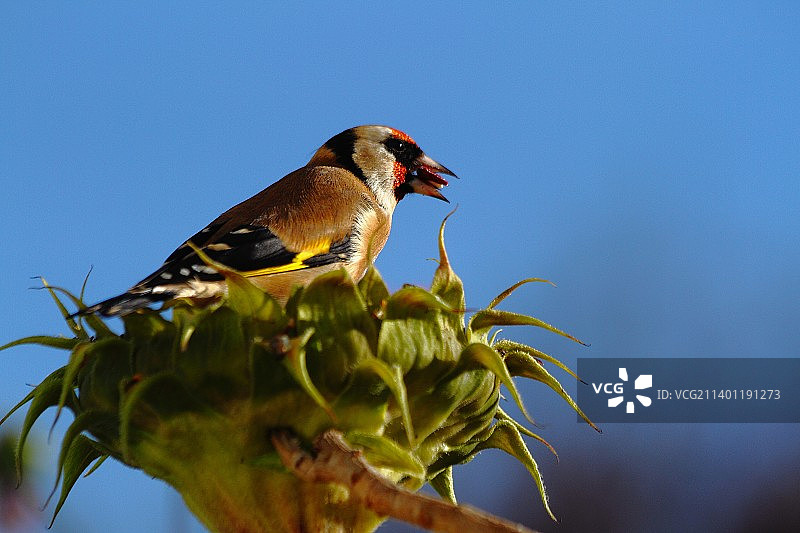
(2, 3, 799, 532)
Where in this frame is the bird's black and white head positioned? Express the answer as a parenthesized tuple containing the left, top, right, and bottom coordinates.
(309, 125, 456, 210)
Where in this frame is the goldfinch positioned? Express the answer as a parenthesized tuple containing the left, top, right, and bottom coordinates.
(78, 125, 455, 316)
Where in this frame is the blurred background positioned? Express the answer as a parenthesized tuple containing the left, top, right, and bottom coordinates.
(1, 3, 798, 532)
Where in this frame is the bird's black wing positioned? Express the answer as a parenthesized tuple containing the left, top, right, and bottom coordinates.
(136, 224, 351, 289)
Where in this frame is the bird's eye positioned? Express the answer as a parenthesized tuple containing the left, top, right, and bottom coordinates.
(385, 138, 407, 154)
(384, 137, 418, 161)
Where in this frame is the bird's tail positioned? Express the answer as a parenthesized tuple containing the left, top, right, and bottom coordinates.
(72, 289, 173, 318)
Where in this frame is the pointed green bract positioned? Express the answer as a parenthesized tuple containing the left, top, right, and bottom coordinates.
(0, 221, 595, 532)
(49, 435, 103, 527)
(345, 432, 425, 479)
(488, 278, 556, 310)
(430, 211, 467, 343)
(495, 407, 558, 460)
(503, 349, 600, 433)
(470, 308, 587, 346)
(430, 467, 457, 504)
(0, 335, 80, 352)
(14, 368, 69, 484)
(475, 420, 557, 522)
(494, 339, 583, 382)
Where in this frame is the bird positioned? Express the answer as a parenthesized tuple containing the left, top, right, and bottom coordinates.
(77, 125, 456, 316)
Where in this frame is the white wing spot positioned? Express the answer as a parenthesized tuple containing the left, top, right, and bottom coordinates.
(231, 227, 253, 234)
(191, 264, 217, 274)
(160, 272, 173, 280)
(179, 268, 191, 276)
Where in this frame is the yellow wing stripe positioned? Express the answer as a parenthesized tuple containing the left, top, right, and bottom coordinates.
(242, 239, 331, 278)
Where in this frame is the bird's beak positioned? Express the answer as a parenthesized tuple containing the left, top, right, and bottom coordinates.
(408, 153, 457, 203)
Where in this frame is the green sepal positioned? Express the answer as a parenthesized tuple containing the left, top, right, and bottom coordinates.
(0, 335, 80, 352)
(469, 308, 586, 346)
(430, 211, 467, 342)
(1, 389, 36, 428)
(119, 372, 212, 461)
(488, 278, 556, 309)
(49, 435, 104, 527)
(53, 342, 92, 431)
(407, 365, 494, 451)
(83, 453, 110, 478)
(14, 367, 69, 485)
(297, 269, 376, 394)
(358, 265, 390, 316)
(49, 411, 118, 509)
(474, 420, 556, 522)
(170, 303, 210, 352)
(495, 407, 558, 460)
(429, 466, 457, 504)
(460, 343, 533, 426)
(177, 306, 249, 397)
(279, 328, 336, 423)
(34, 276, 88, 341)
(78, 338, 132, 414)
(225, 270, 281, 320)
(37, 280, 114, 339)
(503, 350, 600, 432)
(345, 432, 425, 480)
(357, 358, 415, 447)
(494, 339, 583, 382)
(378, 287, 461, 372)
(124, 312, 178, 375)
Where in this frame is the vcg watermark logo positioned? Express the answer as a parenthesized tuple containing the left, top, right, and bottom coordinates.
(591, 367, 653, 414)
(577, 358, 800, 423)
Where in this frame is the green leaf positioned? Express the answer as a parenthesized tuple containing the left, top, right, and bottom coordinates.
(0, 335, 80, 352)
(15, 367, 68, 484)
(429, 467, 457, 504)
(469, 308, 587, 346)
(475, 420, 556, 522)
(460, 343, 534, 426)
(488, 278, 556, 309)
(494, 338, 583, 382)
(49, 435, 103, 527)
(503, 350, 600, 432)
(345, 432, 425, 479)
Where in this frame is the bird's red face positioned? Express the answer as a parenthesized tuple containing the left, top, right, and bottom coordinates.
(382, 129, 456, 203)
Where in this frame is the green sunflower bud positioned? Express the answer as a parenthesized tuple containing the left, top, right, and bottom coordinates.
(1, 218, 596, 532)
